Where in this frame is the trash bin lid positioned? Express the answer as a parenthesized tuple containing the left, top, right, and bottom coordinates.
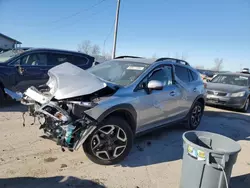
(183, 131, 241, 155)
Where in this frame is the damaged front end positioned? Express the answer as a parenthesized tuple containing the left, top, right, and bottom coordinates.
(15, 86, 98, 152)
(4, 63, 118, 152)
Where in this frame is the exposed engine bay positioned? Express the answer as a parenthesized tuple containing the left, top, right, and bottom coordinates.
(7, 63, 118, 152)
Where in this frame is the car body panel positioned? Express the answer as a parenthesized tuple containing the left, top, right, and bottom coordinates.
(207, 82, 248, 93)
(48, 63, 107, 100)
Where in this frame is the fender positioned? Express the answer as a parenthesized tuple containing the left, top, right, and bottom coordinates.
(97, 103, 137, 125)
(184, 94, 205, 120)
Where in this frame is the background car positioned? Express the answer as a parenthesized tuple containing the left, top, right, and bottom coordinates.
(206, 73, 250, 112)
(0, 48, 94, 105)
(241, 68, 250, 74)
(197, 69, 215, 81)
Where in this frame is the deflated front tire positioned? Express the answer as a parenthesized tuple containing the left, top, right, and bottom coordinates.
(83, 116, 133, 165)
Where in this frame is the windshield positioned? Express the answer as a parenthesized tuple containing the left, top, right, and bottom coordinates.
(0, 49, 26, 63)
(88, 60, 149, 86)
(211, 74, 249, 86)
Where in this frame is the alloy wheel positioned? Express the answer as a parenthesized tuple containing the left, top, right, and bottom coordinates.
(191, 105, 202, 127)
(91, 125, 127, 160)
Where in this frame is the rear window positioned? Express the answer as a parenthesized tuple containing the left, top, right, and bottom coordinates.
(71, 55, 89, 65)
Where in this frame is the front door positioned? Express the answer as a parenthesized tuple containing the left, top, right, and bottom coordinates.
(135, 65, 182, 132)
(13, 52, 49, 92)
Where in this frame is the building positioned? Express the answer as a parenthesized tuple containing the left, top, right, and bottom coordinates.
(0, 33, 22, 51)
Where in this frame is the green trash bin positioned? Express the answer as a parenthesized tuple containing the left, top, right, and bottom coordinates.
(180, 131, 241, 188)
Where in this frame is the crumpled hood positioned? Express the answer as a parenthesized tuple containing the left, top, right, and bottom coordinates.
(207, 82, 248, 93)
(48, 62, 107, 100)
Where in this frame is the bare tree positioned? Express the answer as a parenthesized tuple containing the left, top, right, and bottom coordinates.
(78, 40, 92, 54)
(175, 52, 188, 60)
(152, 53, 157, 59)
(213, 58, 223, 71)
(102, 51, 112, 61)
(91, 44, 101, 57)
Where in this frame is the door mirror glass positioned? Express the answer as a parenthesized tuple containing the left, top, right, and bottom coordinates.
(147, 80, 164, 90)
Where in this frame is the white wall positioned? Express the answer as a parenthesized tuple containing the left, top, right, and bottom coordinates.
(0, 36, 15, 50)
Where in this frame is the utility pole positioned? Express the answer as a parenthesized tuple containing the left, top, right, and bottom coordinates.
(112, 0, 121, 59)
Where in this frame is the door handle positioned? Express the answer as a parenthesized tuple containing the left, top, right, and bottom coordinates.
(193, 88, 197, 92)
(170, 91, 176, 96)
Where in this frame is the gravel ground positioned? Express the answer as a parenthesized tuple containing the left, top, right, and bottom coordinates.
(0, 104, 249, 188)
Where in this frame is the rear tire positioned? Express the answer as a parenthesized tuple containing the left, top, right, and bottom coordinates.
(185, 101, 204, 130)
(83, 116, 134, 165)
(240, 98, 249, 113)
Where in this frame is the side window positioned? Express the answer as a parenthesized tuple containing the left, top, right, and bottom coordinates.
(19, 53, 48, 66)
(188, 69, 198, 82)
(175, 65, 190, 83)
(190, 70, 198, 81)
(137, 66, 173, 90)
(149, 66, 173, 86)
(71, 55, 89, 65)
(48, 53, 73, 66)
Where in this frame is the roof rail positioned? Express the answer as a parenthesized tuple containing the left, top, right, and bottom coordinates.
(155, 57, 190, 66)
(114, 56, 142, 59)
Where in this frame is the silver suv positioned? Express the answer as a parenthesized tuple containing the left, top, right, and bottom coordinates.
(6, 56, 206, 165)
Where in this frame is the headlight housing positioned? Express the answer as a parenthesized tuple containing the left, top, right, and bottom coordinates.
(47, 74, 58, 95)
(231, 91, 246, 97)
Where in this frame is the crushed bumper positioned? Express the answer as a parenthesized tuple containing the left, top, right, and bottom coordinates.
(4, 88, 23, 101)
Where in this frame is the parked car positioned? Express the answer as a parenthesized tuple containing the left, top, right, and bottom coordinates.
(0, 48, 94, 104)
(241, 68, 250, 74)
(197, 69, 215, 82)
(206, 73, 250, 112)
(7, 56, 206, 165)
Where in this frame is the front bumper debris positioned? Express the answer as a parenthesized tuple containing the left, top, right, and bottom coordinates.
(4, 88, 23, 101)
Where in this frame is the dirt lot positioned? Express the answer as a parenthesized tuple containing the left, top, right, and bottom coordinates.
(0, 104, 249, 188)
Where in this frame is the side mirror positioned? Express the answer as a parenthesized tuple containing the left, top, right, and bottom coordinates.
(147, 80, 164, 91)
(15, 64, 24, 75)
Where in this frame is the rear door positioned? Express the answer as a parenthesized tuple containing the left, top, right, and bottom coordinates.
(174, 65, 200, 114)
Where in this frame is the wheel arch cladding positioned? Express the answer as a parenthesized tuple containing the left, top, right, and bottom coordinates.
(97, 104, 137, 135)
(190, 95, 205, 112)
(197, 97, 205, 108)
